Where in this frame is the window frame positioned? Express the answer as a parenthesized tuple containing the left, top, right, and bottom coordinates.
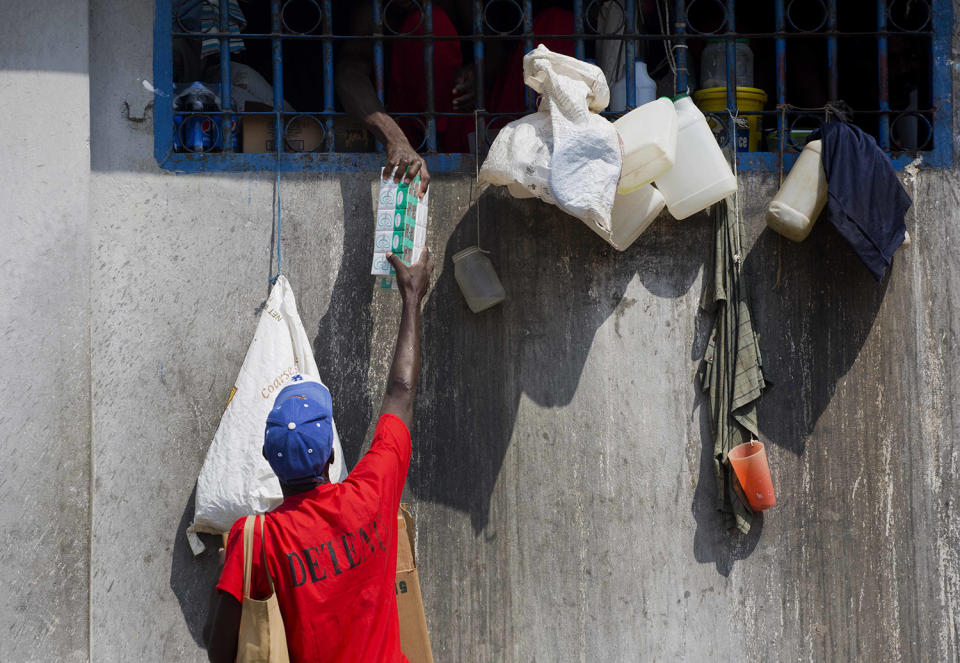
(153, 0, 953, 174)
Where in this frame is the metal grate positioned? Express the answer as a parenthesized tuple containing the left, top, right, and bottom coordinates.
(153, 0, 953, 173)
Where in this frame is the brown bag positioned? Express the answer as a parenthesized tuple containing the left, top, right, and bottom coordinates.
(237, 514, 290, 663)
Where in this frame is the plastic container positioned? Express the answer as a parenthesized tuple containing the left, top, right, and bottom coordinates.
(614, 98, 678, 193)
(700, 39, 754, 89)
(692, 87, 768, 152)
(634, 59, 657, 106)
(765, 139, 827, 242)
(587, 185, 665, 251)
(727, 440, 776, 511)
(765, 129, 814, 153)
(609, 59, 659, 112)
(452, 246, 506, 313)
(654, 95, 738, 220)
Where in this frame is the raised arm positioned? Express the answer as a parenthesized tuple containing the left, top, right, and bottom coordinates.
(379, 248, 434, 430)
(335, 5, 430, 197)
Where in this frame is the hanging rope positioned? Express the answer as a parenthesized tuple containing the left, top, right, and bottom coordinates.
(656, 0, 681, 93)
(474, 109, 487, 252)
(270, 169, 283, 284)
(727, 108, 745, 276)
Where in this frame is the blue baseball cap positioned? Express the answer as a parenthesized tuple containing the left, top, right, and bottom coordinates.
(264, 375, 334, 484)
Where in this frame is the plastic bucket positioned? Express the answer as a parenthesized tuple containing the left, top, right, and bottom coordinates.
(727, 440, 776, 510)
(692, 87, 767, 152)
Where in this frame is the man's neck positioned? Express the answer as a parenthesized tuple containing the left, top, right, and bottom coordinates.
(280, 477, 327, 498)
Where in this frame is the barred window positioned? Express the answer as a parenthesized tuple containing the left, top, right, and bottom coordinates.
(154, 0, 952, 173)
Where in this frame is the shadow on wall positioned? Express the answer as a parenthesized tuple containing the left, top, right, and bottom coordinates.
(312, 181, 379, 471)
(170, 487, 222, 648)
(689, 214, 889, 576)
(311, 182, 715, 535)
(411, 190, 707, 534)
(745, 221, 890, 456)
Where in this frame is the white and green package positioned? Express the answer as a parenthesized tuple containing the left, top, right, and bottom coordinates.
(371, 168, 429, 290)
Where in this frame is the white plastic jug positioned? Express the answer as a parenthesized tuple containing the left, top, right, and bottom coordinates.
(614, 98, 678, 194)
(654, 95, 737, 220)
(608, 185, 666, 250)
(583, 184, 665, 250)
(452, 246, 506, 313)
(765, 140, 827, 242)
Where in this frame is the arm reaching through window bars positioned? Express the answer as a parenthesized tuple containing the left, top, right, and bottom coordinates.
(336, 4, 430, 197)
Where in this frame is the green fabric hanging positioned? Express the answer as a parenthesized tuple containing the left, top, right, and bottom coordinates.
(699, 196, 766, 534)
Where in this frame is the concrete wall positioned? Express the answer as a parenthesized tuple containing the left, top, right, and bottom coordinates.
(2, 0, 959, 660)
(0, 1, 91, 661)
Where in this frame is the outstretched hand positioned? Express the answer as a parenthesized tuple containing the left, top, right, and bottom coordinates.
(386, 247, 434, 305)
(385, 137, 430, 198)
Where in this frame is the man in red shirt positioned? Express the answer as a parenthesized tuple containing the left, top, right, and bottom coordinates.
(208, 248, 434, 663)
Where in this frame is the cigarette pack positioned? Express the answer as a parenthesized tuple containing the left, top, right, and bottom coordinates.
(371, 169, 429, 290)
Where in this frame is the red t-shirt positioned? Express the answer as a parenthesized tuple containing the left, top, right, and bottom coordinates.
(217, 414, 411, 663)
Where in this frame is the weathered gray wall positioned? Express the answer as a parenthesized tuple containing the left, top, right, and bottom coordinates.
(0, 1, 91, 661)
(2, 0, 959, 660)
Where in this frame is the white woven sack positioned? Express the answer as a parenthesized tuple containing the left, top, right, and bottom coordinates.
(187, 276, 345, 554)
(479, 45, 620, 233)
(478, 111, 557, 205)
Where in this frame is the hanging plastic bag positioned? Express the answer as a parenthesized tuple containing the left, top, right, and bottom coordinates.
(478, 111, 557, 206)
(187, 276, 346, 554)
(479, 45, 621, 234)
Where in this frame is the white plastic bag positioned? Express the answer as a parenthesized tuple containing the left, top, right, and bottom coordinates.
(187, 276, 346, 554)
(479, 45, 621, 233)
(477, 111, 557, 206)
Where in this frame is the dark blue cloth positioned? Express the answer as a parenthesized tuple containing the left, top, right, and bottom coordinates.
(808, 123, 911, 281)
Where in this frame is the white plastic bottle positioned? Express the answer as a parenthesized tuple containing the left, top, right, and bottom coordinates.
(614, 97, 678, 193)
(608, 185, 666, 250)
(452, 246, 506, 313)
(765, 140, 827, 242)
(634, 59, 657, 106)
(609, 58, 658, 112)
(582, 185, 665, 251)
(654, 95, 737, 220)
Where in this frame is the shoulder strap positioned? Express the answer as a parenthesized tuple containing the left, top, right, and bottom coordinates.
(241, 515, 256, 599)
(258, 514, 276, 593)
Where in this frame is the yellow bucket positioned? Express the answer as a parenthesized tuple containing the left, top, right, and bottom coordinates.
(692, 87, 768, 152)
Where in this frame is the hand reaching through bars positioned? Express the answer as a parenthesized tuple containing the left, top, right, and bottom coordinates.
(386, 137, 430, 198)
(452, 66, 476, 111)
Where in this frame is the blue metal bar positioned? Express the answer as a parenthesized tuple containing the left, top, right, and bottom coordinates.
(673, 0, 688, 94)
(271, 0, 284, 156)
(624, 0, 636, 108)
(177, 30, 936, 40)
(775, 0, 786, 159)
(219, 0, 233, 151)
(473, 0, 485, 147)
(322, 0, 335, 152)
(424, 1, 437, 152)
(153, 0, 175, 165)
(373, 0, 384, 151)
(573, 0, 585, 61)
(827, 0, 838, 101)
(877, 0, 890, 149)
(524, 0, 534, 111)
(928, 0, 953, 168)
(373, 0, 385, 101)
(160, 151, 477, 173)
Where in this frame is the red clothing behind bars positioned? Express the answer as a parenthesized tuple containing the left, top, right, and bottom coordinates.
(388, 8, 471, 152)
(387, 7, 574, 151)
(217, 414, 412, 663)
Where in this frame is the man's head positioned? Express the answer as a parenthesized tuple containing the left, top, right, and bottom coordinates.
(263, 376, 335, 492)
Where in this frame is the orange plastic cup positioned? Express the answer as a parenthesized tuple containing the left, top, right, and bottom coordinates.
(728, 440, 776, 511)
